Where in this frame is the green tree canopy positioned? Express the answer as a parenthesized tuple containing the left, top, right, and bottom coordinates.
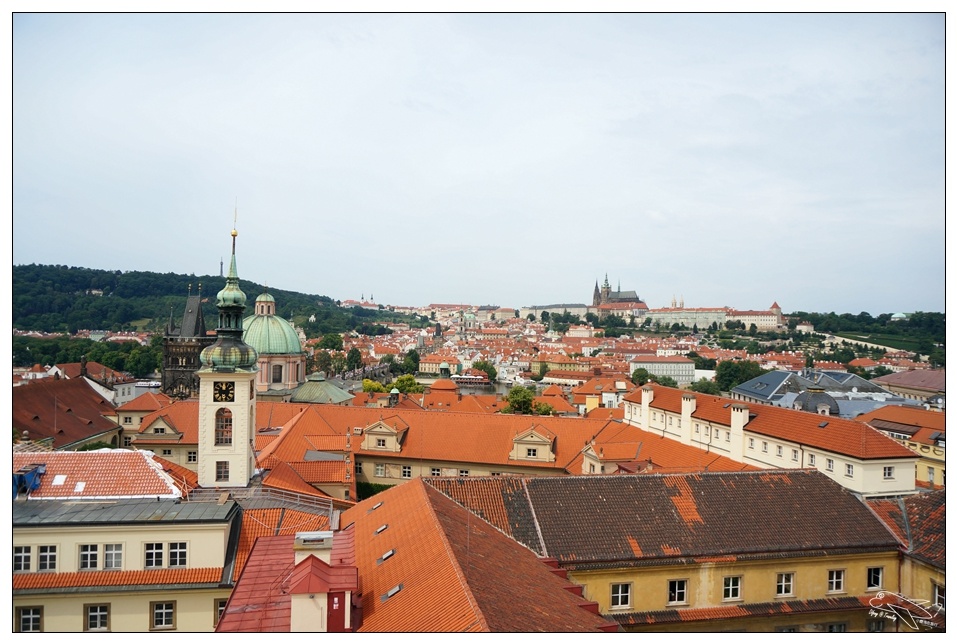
(319, 333, 344, 351)
(715, 360, 768, 391)
(689, 378, 722, 395)
(502, 385, 536, 414)
(650, 375, 679, 388)
(472, 360, 497, 382)
(391, 374, 424, 394)
(362, 379, 387, 393)
(631, 367, 651, 386)
(346, 347, 363, 371)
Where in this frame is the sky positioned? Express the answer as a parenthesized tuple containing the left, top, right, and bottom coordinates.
(10, 9, 948, 316)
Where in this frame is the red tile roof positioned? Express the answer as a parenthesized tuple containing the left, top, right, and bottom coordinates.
(13, 450, 182, 499)
(13, 377, 119, 448)
(13, 567, 224, 591)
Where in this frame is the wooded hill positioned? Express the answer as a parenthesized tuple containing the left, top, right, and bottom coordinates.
(13, 264, 426, 337)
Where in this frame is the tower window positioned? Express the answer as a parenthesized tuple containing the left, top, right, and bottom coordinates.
(215, 409, 233, 445)
(272, 365, 283, 383)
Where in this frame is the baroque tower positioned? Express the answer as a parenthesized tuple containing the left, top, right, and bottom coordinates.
(197, 224, 259, 488)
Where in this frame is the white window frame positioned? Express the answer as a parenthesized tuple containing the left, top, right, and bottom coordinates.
(150, 601, 175, 631)
(375, 463, 385, 477)
(145, 543, 164, 568)
(867, 567, 883, 590)
(84, 603, 110, 632)
(79, 544, 98, 570)
(14, 545, 31, 572)
(610, 582, 632, 610)
(883, 466, 894, 479)
(104, 544, 123, 570)
(825, 458, 834, 472)
(748, 438, 754, 449)
(430, 467, 441, 476)
(401, 465, 412, 479)
(668, 579, 688, 604)
(459, 469, 469, 477)
(845, 463, 854, 478)
(827, 569, 845, 593)
(723, 575, 742, 601)
(808, 453, 816, 466)
(169, 542, 187, 567)
(376, 438, 387, 448)
(38, 545, 57, 572)
(776, 572, 794, 596)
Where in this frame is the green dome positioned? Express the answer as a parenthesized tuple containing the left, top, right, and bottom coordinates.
(256, 292, 276, 304)
(243, 313, 302, 355)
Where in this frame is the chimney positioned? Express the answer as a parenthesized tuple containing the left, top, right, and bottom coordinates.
(681, 393, 696, 416)
(730, 404, 749, 434)
(294, 531, 334, 565)
(641, 386, 654, 406)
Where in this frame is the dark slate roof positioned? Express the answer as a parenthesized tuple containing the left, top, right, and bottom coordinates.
(872, 369, 946, 393)
(176, 293, 207, 339)
(13, 498, 239, 527)
(867, 489, 945, 570)
(426, 470, 899, 568)
(730, 370, 795, 402)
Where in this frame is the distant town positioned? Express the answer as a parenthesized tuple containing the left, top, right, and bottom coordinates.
(13, 253, 945, 634)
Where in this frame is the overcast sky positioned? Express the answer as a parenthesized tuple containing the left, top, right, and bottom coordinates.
(11, 11, 946, 315)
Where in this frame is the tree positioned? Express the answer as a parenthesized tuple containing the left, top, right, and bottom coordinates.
(689, 378, 722, 395)
(472, 360, 498, 382)
(319, 333, 343, 351)
(503, 385, 536, 414)
(315, 350, 333, 374)
(346, 347, 363, 371)
(651, 375, 679, 388)
(533, 401, 555, 416)
(363, 379, 387, 393)
(631, 368, 651, 386)
(392, 374, 424, 394)
(715, 360, 767, 391)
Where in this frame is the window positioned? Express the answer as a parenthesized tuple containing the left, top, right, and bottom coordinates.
(38, 545, 57, 571)
(845, 464, 854, 477)
(825, 458, 834, 472)
(401, 465, 412, 479)
(762, 441, 768, 453)
(216, 461, 229, 482)
(16, 607, 42, 632)
(791, 449, 799, 462)
(214, 599, 228, 627)
(933, 583, 945, 609)
(169, 542, 187, 567)
(355, 462, 363, 475)
(154, 427, 166, 434)
(723, 576, 742, 601)
(714, 429, 719, 440)
(272, 364, 283, 383)
(376, 438, 386, 448)
(695, 423, 700, 434)
(459, 469, 469, 477)
(150, 601, 176, 630)
(124, 436, 133, 447)
(748, 438, 754, 449)
(883, 466, 894, 479)
(162, 449, 172, 456)
(827, 569, 845, 593)
(610, 583, 632, 609)
(704, 427, 709, 436)
(867, 619, 886, 632)
(526, 447, 538, 458)
(215, 408, 233, 445)
(146, 543, 164, 568)
(589, 463, 596, 473)
(14, 545, 31, 572)
(375, 463, 385, 477)
(668, 579, 688, 604)
(431, 467, 441, 476)
(79, 544, 98, 570)
(928, 467, 935, 484)
(867, 567, 883, 590)
(776, 572, 794, 596)
(123, 416, 132, 424)
(85, 604, 110, 632)
(808, 454, 816, 466)
(104, 544, 123, 570)
(825, 623, 847, 633)
(187, 451, 197, 463)
(776, 446, 783, 457)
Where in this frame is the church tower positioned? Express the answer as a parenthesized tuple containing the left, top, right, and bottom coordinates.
(197, 224, 259, 488)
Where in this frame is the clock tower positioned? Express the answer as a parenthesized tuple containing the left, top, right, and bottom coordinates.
(197, 224, 259, 488)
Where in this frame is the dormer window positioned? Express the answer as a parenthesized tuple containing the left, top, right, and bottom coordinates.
(376, 438, 386, 448)
(154, 427, 165, 434)
(375, 524, 388, 535)
(526, 448, 537, 458)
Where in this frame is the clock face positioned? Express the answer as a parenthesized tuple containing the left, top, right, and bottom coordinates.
(213, 381, 235, 403)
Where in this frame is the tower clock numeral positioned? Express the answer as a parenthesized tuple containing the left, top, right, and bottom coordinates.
(213, 381, 235, 402)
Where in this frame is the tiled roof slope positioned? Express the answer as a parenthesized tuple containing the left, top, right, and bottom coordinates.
(13, 450, 182, 499)
(116, 390, 173, 412)
(341, 479, 616, 632)
(13, 377, 119, 448)
(234, 508, 330, 582)
(627, 384, 916, 459)
(866, 489, 945, 570)
(426, 470, 899, 568)
(872, 368, 946, 393)
(856, 406, 945, 445)
(13, 567, 223, 591)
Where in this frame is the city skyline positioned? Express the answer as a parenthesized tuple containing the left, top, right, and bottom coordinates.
(11, 12, 946, 314)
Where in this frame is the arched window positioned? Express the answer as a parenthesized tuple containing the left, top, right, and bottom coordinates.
(215, 408, 232, 445)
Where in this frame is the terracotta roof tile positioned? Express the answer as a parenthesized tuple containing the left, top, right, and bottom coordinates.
(13, 450, 182, 499)
(13, 567, 223, 591)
